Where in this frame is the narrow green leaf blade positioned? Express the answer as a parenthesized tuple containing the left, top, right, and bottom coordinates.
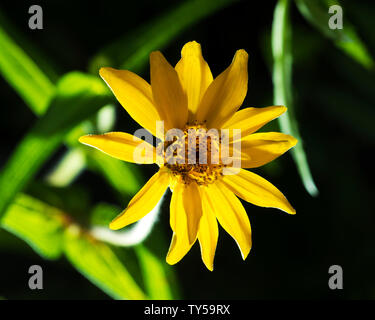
(86, 149, 143, 197)
(0, 10, 60, 83)
(64, 226, 146, 300)
(272, 0, 319, 196)
(0, 24, 55, 115)
(1, 194, 65, 259)
(0, 72, 112, 219)
(135, 245, 174, 300)
(89, 204, 177, 299)
(295, 0, 374, 69)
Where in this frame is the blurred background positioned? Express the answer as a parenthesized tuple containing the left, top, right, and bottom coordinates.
(0, 0, 374, 299)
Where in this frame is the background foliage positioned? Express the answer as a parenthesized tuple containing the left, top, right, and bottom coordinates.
(0, 0, 374, 299)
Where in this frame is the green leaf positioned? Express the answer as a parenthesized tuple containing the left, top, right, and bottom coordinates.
(272, 0, 319, 196)
(64, 226, 146, 300)
(89, 0, 239, 73)
(89, 203, 176, 299)
(0, 72, 112, 219)
(295, 0, 375, 69)
(45, 103, 118, 188)
(1, 194, 148, 300)
(135, 245, 174, 300)
(0, 10, 60, 83)
(86, 149, 143, 197)
(1, 194, 65, 259)
(0, 22, 55, 115)
(59, 106, 143, 197)
(90, 203, 121, 227)
(0, 16, 143, 194)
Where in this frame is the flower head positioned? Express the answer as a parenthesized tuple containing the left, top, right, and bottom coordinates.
(79, 41, 297, 271)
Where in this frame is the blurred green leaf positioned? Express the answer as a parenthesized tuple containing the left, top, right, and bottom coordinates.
(1, 194, 65, 259)
(89, 203, 175, 299)
(295, 0, 374, 69)
(89, 0, 239, 73)
(61, 108, 143, 198)
(0, 72, 112, 219)
(0, 17, 141, 196)
(0, 10, 60, 82)
(64, 226, 146, 300)
(26, 181, 92, 225)
(0, 23, 55, 115)
(272, 0, 319, 196)
(1, 194, 152, 300)
(90, 203, 120, 227)
(86, 149, 143, 197)
(135, 245, 173, 300)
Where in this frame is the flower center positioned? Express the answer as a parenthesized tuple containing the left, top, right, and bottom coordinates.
(161, 124, 224, 185)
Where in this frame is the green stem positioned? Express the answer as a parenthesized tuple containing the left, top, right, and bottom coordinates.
(272, 0, 319, 196)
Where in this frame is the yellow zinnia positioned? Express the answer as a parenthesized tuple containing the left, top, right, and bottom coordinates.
(79, 41, 297, 271)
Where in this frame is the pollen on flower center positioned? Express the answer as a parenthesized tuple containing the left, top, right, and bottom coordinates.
(161, 123, 225, 185)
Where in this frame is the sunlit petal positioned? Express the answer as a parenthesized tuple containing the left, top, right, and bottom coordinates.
(196, 49, 248, 128)
(99, 67, 160, 137)
(222, 168, 296, 214)
(198, 187, 218, 271)
(175, 41, 213, 120)
(150, 51, 188, 130)
(207, 182, 252, 260)
(169, 181, 202, 244)
(109, 169, 170, 230)
(79, 132, 156, 164)
(234, 132, 297, 168)
(222, 105, 287, 138)
(167, 181, 202, 264)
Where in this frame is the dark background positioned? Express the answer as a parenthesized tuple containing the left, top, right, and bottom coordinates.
(0, 0, 374, 299)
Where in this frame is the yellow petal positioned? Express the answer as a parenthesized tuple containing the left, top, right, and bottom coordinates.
(166, 233, 191, 266)
(150, 51, 188, 130)
(99, 67, 160, 137)
(170, 181, 202, 244)
(207, 181, 252, 260)
(234, 132, 297, 168)
(196, 49, 248, 129)
(175, 41, 213, 120)
(167, 181, 202, 265)
(79, 132, 156, 164)
(221, 106, 287, 139)
(109, 169, 170, 230)
(184, 182, 203, 243)
(166, 188, 188, 264)
(198, 187, 218, 271)
(221, 168, 296, 214)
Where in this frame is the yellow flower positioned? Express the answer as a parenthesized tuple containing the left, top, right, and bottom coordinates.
(79, 41, 297, 271)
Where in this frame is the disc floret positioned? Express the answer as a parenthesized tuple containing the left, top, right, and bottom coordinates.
(162, 123, 224, 185)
